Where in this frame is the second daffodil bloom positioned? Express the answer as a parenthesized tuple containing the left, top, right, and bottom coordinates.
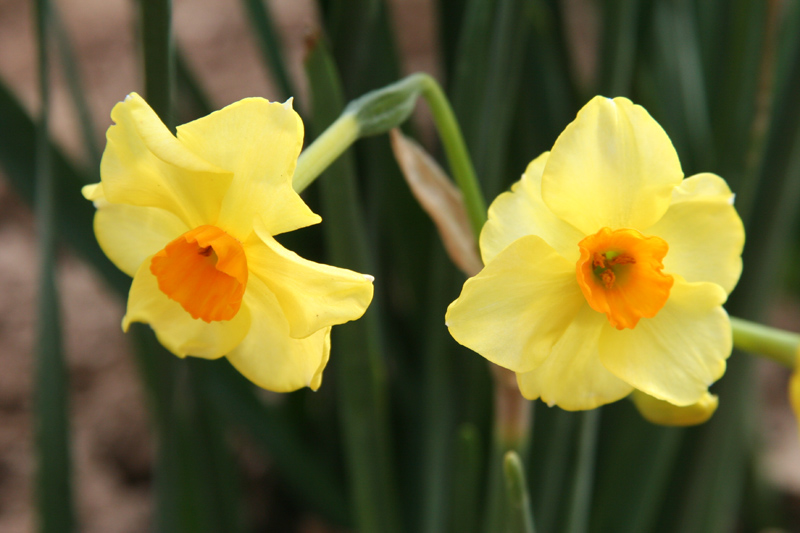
(446, 96, 745, 410)
(83, 93, 374, 392)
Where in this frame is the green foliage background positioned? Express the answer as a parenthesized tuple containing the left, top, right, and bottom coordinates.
(3, 0, 800, 531)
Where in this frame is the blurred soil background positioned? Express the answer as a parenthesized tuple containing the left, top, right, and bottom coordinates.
(0, 0, 797, 531)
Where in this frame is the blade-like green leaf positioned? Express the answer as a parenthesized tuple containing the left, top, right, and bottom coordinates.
(597, 0, 643, 97)
(450, 424, 483, 533)
(471, 0, 530, 197)
(565, 409, 601, 533)
(503, 451, 536, 533)
(198, 358, 351, 525)
(419, 249, 462, 533)
(590, 401, 684, 533)
(33, 0, 75, 530)
(240, 0, 296, 99)
(140, 0, 174, 130)
(0, 78, 129, 294)
(530, 407, 576, 533)
(305, 35, 402, 533)
(51, 4, 101, 168)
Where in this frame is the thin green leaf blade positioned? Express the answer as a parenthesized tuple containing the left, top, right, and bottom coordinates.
(503, 451, 536, 533)
(33, 0, 75, 530)
(304, 35, 402, 533)
(240, 0, 296, 99)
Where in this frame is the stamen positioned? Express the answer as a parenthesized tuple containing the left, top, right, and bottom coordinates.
(576, 227, 673, 329)
(600, 269, 616, 289)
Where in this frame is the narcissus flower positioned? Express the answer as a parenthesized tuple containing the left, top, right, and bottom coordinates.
(446, 96, 744, 410)
(84, 93, 374, 392)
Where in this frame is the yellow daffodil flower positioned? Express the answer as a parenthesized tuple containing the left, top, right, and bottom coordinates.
(446, 96, 744, 410)
(83, 93, 374, 392)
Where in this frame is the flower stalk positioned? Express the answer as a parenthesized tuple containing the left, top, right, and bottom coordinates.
(730, 316, 800, 368)
(293, 73, 487, 237)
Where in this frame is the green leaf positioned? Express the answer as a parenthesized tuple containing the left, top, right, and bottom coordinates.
(565, 409, 601, 533)
(503, 451, 536, 533)
(140, 0, 175, 129)
(33, 1, 75, 530)
(0, 78, 129, 294)
(198, 359, 351, 525)
(450, 424, 483, 533)
(530, 408, 576, 533)
(590, 401, 684, 533)
(597, 0, 643, 97)
(304, 35, 402, 533)
(240, 0, 296, 99)
(470, 0, 530, 197)
(51, 3, 101, 167)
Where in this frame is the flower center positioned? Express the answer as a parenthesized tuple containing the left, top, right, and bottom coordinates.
(576, 227, 673, 330)
(150, 225, 248, 323)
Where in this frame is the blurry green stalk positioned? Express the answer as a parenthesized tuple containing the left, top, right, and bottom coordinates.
(730, 317, 800, 367)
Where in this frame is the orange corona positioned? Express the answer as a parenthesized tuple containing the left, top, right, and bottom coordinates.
(150, 225, 248, 322)
(576, 227, 673, 330)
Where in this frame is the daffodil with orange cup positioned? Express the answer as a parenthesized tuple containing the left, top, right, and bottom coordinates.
(446, 96, 745, 411)
(84, 93, 374, 392)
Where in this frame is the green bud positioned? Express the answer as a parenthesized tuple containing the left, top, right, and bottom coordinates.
(345, 74, 426, 137)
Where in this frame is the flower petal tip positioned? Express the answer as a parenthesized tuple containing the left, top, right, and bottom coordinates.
(283, 97, 294, 110)
(363, 274, 375, 283)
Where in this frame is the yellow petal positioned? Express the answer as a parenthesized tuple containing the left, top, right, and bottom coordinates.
(176, 98, 320, 240)
(446, 235, 585, 373)
(82, 182, 103, 201)
(479, 152, 585, 264)
(225, 275, 331, 392)
(100, 93, 232, 228)
(632, 390, 718, 426)
(245, 222, 375, 339)
(791, 360, 800, 441)
(645, 173, 744, 294)
(93, 199, 188, 277)
(599, 277, 731, 406)
(516, 304, 633, 410)
(122, 258, 251, 358)
(541, 96, 683, 235)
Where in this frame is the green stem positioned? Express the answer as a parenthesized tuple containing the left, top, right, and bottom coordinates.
(293, 73, 488, 237)
(417, 74, 488, 236)
(730, 316, 800, 367)
(293, 113, 359, 193)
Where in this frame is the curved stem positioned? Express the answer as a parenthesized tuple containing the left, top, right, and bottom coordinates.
(417, 73, 488, 237)
(292, 73, 488, 238)
(730, 316, 800, 367)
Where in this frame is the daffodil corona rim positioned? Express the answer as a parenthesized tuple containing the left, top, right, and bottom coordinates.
(84, 93, 375, 392)
(446, 96, 745, 411)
